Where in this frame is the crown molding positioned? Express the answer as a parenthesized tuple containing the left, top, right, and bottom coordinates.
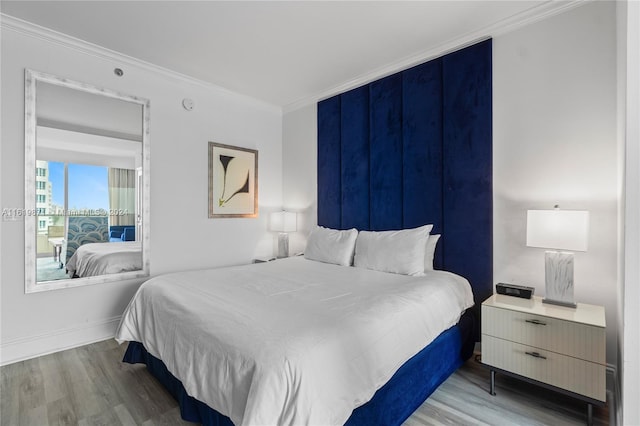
(282, 0, 589, 114)
(0, 13, 282, 115)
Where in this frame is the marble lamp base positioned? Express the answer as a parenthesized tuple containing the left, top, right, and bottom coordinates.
(277, 232, 289, 258)
(543, 250, 577, 308)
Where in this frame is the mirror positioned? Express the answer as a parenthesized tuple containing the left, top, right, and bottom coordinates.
(24, 69, 150, 293)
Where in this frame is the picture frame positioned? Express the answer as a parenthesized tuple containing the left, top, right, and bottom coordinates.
(208, 142, 258, 218)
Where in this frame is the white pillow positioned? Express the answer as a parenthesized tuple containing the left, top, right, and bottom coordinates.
(424, 234, 441, 271)
(354, 224, 433, 276)
(304, 226, 358, 266)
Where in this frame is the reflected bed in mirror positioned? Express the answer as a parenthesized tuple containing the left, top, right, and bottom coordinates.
(25, 69, 150, 293)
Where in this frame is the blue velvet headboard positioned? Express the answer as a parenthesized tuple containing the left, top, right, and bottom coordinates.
(317, 39, 493, 315)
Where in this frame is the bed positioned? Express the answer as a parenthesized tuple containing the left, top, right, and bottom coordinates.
(117, 38, 492, 426)
(116, 254, 475, 425)
(66, 241, 142, 278)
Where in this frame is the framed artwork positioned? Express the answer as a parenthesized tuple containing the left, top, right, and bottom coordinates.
(208, 142, 258, 218)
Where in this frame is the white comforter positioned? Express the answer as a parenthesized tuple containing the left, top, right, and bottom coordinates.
(115, 256, 474, 426)
(67, 241, 142, 277)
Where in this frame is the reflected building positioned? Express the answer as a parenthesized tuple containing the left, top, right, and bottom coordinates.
(35, 160, 53, 231)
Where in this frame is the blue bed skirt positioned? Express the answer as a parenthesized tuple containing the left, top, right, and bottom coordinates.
(123, 309, 475, 426)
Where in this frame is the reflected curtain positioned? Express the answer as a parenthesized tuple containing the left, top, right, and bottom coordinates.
(108, 168, 136, 226)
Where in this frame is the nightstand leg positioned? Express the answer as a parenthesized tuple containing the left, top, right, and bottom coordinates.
(587, 403, 593, 426)
(489, 369, 496, 396)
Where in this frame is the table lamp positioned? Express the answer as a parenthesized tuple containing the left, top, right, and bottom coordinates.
(526, 206, 589, 308)
(270, 211, 297, 258)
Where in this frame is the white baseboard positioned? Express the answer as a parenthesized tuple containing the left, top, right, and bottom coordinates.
(0, 315, 121, 366)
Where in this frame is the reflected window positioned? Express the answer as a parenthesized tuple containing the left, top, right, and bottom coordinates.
(36, 159, 139, 281)
(67, 163, 109, 213)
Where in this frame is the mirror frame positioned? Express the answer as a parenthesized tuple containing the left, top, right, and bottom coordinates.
(24, 69, 151, 293)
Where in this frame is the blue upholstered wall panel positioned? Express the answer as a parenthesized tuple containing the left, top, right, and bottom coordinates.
(341, 86, 370, 230)
(401, 60, 445, 268)
(317, 96, 342, 229)
(442, 39, 493, 307)
(369, 74, 404, 231)
(317, 39, 492, 309)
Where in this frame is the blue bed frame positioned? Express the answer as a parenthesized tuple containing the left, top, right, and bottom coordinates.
(123, 310, 475, 426)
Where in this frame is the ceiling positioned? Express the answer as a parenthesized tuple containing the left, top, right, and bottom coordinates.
(1, 1, 573, 109)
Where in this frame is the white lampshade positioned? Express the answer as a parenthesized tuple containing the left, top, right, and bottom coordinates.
(270, 211, 297, 233)
(526, 209, 589, 252)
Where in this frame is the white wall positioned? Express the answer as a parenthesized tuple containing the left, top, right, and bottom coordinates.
(622, 0, 640, 423)
(493, 1, 618, 365)
(283, 2, 620, 366)
(282, 103, 317, 255)
(0, 21, 283, 364)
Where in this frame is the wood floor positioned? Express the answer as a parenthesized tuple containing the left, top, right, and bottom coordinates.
(1, 339, 611, 426)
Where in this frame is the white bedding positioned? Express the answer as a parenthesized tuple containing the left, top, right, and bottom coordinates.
(115, 256, 473, 426)
(67, 241, 142, 277)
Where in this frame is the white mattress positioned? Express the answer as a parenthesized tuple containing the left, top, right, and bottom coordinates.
(115, 256, 474, 426)
(66, 241, 142, 277)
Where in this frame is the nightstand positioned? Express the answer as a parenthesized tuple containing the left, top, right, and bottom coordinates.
(481, 294, 606, 425)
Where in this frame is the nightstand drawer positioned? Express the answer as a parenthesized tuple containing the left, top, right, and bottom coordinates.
(482, 335, 606, 402)
(482, 304, 605, 363)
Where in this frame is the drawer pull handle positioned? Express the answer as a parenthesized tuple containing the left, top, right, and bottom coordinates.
(525, 319, 547, 326)
(525, 351, 547, 360)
